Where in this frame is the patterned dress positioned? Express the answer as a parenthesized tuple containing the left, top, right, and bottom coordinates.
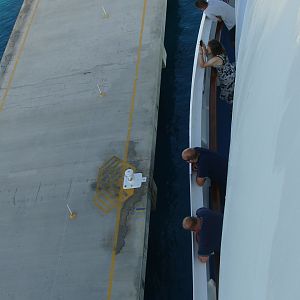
(215, 54, 236, 103)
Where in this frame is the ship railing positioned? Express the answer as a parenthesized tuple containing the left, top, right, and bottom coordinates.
(189, 13, 218, 300)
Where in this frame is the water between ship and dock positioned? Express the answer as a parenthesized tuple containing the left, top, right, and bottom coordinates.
(144, 1, 200, 299)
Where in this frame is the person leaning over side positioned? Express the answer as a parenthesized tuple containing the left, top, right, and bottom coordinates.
(182, 147, 228, 197)
(182, 207, 223, 263)
(194, 0, 236, 44)
(199, 39, 235, 103)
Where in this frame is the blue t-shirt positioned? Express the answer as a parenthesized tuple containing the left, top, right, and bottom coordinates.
(195, 147, 228, 192)
(196, 207, 223, 256)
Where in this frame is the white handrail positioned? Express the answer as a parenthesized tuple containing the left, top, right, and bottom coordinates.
(188, 14, 216, 300)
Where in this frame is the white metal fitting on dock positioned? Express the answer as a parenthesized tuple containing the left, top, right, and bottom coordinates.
(123, 169, 147, 189)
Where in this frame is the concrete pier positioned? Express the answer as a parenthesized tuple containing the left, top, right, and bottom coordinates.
(0, 0, 167, 299)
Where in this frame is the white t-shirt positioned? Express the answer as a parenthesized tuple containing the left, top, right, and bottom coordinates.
(205, 0, 235, 30)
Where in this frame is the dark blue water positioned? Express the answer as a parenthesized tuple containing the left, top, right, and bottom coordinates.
(0, 0, 23, 58)
(144, 1, 202, 299)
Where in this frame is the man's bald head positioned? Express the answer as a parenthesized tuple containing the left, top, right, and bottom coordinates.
(182, 148, 198, 163)
(182, 216, 199, 231)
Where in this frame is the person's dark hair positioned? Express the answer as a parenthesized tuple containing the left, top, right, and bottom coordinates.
(194, 0, 208, 9)
(208, 39, 225, 56)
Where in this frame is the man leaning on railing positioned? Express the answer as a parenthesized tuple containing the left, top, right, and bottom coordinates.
(182, 207, 223, 263)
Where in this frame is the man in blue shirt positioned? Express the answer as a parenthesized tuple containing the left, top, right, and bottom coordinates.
(182, 147, 228, 200)
(182, 207, 223, 263)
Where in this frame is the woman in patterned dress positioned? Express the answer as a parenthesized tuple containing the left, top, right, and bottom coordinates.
(198, 39, 235, 103)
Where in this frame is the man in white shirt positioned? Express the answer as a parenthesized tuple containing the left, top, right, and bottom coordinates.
(195, 0, 235, 43)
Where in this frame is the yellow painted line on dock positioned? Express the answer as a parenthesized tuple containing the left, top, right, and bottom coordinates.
(0, 0, 41, 111)
(106, 0, 148, 298)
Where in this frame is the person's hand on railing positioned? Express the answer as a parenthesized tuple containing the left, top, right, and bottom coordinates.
(198, 42, 207, 68)
(198, 255, 209, 263)
(202, 44, 207, 56)
(199, 40, 207, 56)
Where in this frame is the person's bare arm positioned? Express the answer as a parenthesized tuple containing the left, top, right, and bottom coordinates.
(196, 177, 206, 186)
(198, 55, 222, 68)
(198, 255, 209, 263)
